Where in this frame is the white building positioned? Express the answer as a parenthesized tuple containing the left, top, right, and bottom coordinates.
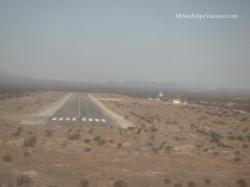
(158, 91, 164, 97)
(173, 99, 181, 104)
(172, 98, 187, 105)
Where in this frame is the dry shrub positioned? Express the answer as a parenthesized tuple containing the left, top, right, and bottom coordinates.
(213, 152, 218, 156)
(174, 183, 183, 187)
(13, 126, 23, 137)
(136, 128, 142, 134)
(236, 178, 248, 187)
(24, 151, 31, 157)
(3, 153, 12, 162)
(165, 145, 173, 153)
(93, 136, 106, 146)
(127, 127, 134, 131)
(241, 116, 248, 122)
(204, 178, 211, 184)
(114, 180, 128, 187)
(84, 139, 90, 143)
(152, 146, 160, 154)
(147, 142, 153, 147)
(79, 179, 89, 187)
(187, 181, 196, 187)
(150, 126, 158, 133)
(164, 178, 170, 184)
(242, 144, 248, 149)
(7, 183, 14, 187)
(234, 157, 242, 162)
(68, 133, 81, 140)
(85, 147, 91, 152)
(12, 131, 21, 137)
(16, 175, 31, 186)
(117, 143, 123, 148)
(234, 151, 241, 156)
(23, 136, 37, 147)
(45, 130, 53, 137)
(17, 126, 23, 131)
(88, 129, 93, 134)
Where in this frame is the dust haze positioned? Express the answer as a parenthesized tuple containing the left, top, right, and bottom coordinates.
(0, 1, 250, 187)
(0, 0, 250, 89)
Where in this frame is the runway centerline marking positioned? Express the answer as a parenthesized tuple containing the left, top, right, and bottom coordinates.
(82, 117, 87, 121)
(59, 117, 64, 121)
(52, 117, 57, 121)
(101, 119, 106, 123)
(72, 117, 77, 121)
(65, 117, 70, 121)
(88, 118, 93, 122)
(75, 96, 81, 118)
(95, 118, 100, 122)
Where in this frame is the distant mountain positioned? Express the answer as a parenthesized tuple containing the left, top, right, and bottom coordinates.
(0, 71, 34, 86)
(0, 71, 249, 96)
(105, 80, 186, 91)
(0, 71, 100, 90)
(0, 71, 185, 91)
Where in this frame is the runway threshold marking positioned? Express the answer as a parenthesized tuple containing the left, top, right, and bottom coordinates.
(51, 117, 107, 123)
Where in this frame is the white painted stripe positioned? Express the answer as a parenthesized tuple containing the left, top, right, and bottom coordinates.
(59, 117, 64, 121)
(95, 118, 100, 122)
(101, 119, 106, 123)
(88, 118, 93, 122)
(77, 97, 81, 118)
(65, 117, 70, 121)
(72, 117, 77, 121)
(82, 117, 87, 121)
(52, 117, 57, 121)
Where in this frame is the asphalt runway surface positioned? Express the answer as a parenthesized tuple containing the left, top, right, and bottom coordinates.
(47, 93, 114, 127)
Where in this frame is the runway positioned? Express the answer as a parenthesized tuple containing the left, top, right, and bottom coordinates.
(47, 93, 114, 127)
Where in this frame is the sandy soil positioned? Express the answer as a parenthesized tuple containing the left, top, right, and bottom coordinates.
(0, 92, 250, 187)
(90, 94, 133, 128)
(0, 91, 70, 126)
(0, 91, 66, 115)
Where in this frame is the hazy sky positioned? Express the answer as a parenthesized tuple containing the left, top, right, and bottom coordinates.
(0, 0, 249, 89)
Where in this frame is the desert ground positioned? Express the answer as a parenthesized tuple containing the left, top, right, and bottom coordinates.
(0, 90, 249, 187)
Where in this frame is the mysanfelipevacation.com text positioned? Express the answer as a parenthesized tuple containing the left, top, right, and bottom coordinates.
(176, 13, 239, 20)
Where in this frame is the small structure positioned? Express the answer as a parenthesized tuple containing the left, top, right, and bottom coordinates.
(173, 99, 181, 104)
(225, 102, 235, 107)
(148, 97, 161, 102)
(170, 98, 187, 105)
(158, 91, 164, 98)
